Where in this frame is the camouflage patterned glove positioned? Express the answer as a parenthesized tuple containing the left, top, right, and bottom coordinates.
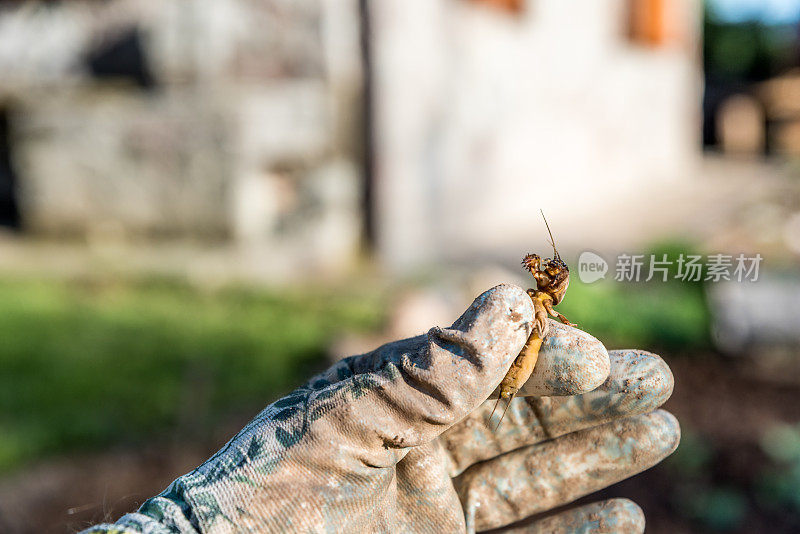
(83, 284, 679, 533)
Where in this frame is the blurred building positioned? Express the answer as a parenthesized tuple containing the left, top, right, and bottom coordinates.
(0, 0, 364, 277)
(372, 0, 702, 267)
(759, 70, 800, 156)
(708, 71, 800, 157)
(0, 0, 703, 276)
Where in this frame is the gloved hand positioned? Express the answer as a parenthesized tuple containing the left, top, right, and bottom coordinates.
(83, 284, 679, 533)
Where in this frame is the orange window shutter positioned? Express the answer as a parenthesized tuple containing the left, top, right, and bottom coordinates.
(468, 0, 524, 15)
(646, 0, 666, 46)
(629, 0, 670, 47)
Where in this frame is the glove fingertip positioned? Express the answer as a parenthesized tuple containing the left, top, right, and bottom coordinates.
(609, 349, 675, 411)
(650, 408, 682, 457)
(519, 322, 610, 397)
(601, 498, 646, 534)
(450, 283, 535, 373)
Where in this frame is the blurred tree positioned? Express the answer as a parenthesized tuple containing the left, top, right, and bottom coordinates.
(704, 11, 796, 82)
(702, 1, 799, 148)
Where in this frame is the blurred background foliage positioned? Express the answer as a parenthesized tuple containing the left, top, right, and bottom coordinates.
(704, 10, 797, 81)
(560, 240, 712, 353)
(0, 276, 385, 473)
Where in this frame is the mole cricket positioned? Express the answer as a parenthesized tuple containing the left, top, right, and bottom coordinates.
(491, 210, 576, 430)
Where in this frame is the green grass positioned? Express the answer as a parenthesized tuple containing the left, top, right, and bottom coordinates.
(557, 278, 711, 352)
(0, 276, 385, 473)
(555, 238, 712, 352)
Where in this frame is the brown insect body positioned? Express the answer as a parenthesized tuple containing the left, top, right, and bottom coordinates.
(491, 212, 576, 430)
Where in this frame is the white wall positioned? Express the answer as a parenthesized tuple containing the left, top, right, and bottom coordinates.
(371, 0, 702, 268)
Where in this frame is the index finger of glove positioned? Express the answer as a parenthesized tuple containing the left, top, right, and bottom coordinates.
(323, 284, 533, 458)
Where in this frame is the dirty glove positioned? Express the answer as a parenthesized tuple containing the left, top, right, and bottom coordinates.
(83, 284, 679, 533)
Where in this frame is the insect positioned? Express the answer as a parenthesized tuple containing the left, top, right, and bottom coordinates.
(491, 210, 576, 430)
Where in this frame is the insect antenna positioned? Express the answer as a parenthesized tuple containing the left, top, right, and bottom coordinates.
(540, 209, 560, 260)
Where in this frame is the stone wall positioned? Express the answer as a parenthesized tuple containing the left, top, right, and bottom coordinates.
(0, 0, 364, 273)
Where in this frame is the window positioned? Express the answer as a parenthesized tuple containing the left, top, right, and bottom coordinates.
(467, 0, 524, 16)
(627, 0, 682, 48)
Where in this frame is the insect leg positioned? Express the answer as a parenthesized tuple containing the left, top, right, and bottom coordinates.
(543, 298, 577, 327)
(521, 253, 541, 274)
(491, 397, 511, 430)
(489, 395, 508, 424)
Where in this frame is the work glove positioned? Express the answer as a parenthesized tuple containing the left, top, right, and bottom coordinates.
(83, 284, 679, 533)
